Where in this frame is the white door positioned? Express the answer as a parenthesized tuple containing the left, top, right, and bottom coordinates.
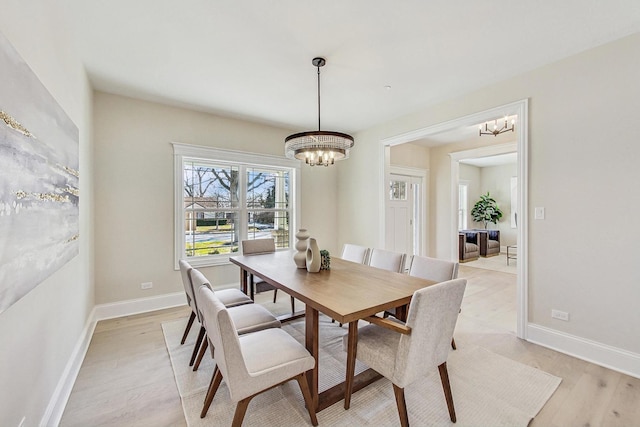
(386, 173, 423, 260)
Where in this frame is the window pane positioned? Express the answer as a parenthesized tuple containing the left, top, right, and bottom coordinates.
(247, 211, 290, 249)
(246, 168, 289, 209)
(184, 161, 240, 209)
(389, 180, 407, 200)
(185, 212, 239, 257)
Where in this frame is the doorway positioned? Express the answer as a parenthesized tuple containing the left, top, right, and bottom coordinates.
(380, 99, 528, 339)
(385, 166, 427, 267)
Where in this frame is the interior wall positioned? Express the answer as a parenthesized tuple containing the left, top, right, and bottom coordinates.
(389, 143, 430, 169)
(0, 1, 94, 425)
(459, 163, 481, 229)
(480, 163, 517, 246)
(93, 92, 337, 304)
(339, 33, 640, 356)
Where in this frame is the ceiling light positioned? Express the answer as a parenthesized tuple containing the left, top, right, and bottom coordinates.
(285, 57, 354, 167)
(479, 116, 515, 137)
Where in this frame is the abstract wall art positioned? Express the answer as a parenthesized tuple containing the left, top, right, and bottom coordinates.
(0, 32, 79, 314)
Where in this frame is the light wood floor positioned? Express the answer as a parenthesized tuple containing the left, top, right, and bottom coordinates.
(60, 265, 640, 426)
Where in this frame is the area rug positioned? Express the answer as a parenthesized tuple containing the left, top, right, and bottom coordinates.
(162, 316, 560, 426)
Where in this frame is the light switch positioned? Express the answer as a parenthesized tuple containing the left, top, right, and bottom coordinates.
(534, 207, 545, 220)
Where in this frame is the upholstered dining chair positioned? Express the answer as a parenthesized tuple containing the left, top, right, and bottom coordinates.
(197, 285, 318, 426)
(340, 243, 370, 264)
(343, 278, 467, 427)
(407, 255, 461, 350)
(241, 238, 296, 314)
(189, 268, 281, 375)
(367, 248, 406, 273)
(384, 255, 459, 318)
(178, 259, 253, 365)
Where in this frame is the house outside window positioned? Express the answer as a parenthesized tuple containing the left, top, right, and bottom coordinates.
(173, 143, 300, 268)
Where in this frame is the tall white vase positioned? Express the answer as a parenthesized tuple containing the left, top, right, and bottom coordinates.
(306, 238, 321, 273)
(294, 228, 309, 268)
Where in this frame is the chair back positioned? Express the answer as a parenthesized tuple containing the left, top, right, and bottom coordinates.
(368, 248, 406, 273)
(179, 259, 198, 316)
(408, 255, 459, 282)
(197, 283, 249, 402)
(393, 278, 466, 387)
(341, 244, 370, 264)
(242, 238, 276, 255)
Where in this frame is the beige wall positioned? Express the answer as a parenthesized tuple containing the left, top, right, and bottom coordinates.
(93, 92, 337, 304)
(339, 33, 640, 354)
(390, 143, 430, 170)
(480, 163, 517, 246)
(0, 1, 94, 425)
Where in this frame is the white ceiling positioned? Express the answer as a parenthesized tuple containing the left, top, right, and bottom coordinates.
(66, 1, 640, 134)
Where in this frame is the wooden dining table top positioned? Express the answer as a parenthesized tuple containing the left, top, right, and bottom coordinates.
(230, 250, 437, 324)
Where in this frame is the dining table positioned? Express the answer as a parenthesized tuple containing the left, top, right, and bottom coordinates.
(229, 250, 437, 412)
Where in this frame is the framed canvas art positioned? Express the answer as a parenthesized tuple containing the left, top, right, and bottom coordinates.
(0, 33, 79, 314)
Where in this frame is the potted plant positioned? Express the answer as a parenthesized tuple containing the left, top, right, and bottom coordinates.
(471, 192, 503, 229)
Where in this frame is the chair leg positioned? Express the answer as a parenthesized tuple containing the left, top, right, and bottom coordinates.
(231, 396, 253, 427)
(200, 366, 222, 418)
(438, 362, 456, 423)
(190, 326, 206, 366)
(295, 373, 319, 426)
(451, 337, 457, 350)
(181, 311, 196, 345)
(273, 288, 278, 303)
(392, 384, 409, 427)
(290, 296, 295, 314)
(193, 337, 209, 371)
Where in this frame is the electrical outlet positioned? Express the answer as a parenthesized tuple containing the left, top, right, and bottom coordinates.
(141, 282, 153, 290)
(534, 207, 545, 220)
(551, 309, 569, 321)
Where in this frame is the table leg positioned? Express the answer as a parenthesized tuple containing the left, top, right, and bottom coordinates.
(344, 321, 358, 409)
(240, 268, 248, 295)
(305, 305, 319, 411)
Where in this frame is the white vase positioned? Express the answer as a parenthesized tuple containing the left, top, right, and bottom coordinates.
(306, 238, 321, 273)
(294, 228, 309, 268)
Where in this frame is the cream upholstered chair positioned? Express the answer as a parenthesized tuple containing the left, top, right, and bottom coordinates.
(367, 248, 406, 273)
(332, 244, 370, 326)
(384, 255, 459, 319)
(343, 278, 467, 427)
(407, 255, 461, 350)
(241, 238, 295, 314)
(340, 243, 370, 264)
(178, 259, 253, 366)
(197, 285, 318, 426)
(189, 268, 281, 372)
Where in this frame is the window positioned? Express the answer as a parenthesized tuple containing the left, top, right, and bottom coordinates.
(458, 181, 468, 230)
(174, 143, 300, 267)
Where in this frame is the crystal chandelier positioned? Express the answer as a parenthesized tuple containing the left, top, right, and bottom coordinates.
(479, 116, 515, 137)
(285, 57, 354, 167)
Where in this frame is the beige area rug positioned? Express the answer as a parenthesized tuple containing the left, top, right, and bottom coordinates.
(463, 253, 517, 274)
(162, 316, 560, 427)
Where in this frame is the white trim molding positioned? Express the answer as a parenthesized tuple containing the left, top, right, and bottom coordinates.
(528, 324, 640, 379)
(93, 291, 186, 321)
(40, 307, 97, 427)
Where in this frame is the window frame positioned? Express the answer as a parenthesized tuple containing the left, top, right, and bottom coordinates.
(173, 143, 300, 269)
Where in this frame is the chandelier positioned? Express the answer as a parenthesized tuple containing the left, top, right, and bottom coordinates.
(285, 57, 354, 167)
(479, 117, 515, 137)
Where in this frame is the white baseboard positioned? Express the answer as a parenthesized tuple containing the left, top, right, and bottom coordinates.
(527, 323, 640, 379)
(93, 291, 186, 321)
(40, 307, 98, 427)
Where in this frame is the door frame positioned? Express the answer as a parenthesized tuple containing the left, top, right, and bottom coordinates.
(380, 99, 528, 339)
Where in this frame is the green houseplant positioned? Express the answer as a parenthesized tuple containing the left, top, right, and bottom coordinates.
(471, 192, 503, 229)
